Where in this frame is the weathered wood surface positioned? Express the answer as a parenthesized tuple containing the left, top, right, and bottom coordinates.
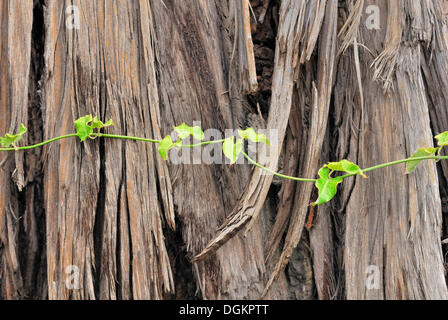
(41, 0, 182, 300)
(150, 0, 289, 299)
(0, 0, 291, 300)
(195, 0, 448, 299)
(0, 0, 33, 299)
(336, 0, 447, 299)
(1, 0, 448, 300)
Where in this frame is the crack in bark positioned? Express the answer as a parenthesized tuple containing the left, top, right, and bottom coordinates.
(17, 0, 47, 300)
(93, 137, 106, 297)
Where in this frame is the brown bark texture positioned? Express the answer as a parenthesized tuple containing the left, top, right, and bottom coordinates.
(0, 0, 447, 300)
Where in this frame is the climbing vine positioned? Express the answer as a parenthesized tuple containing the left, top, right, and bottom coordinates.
(2, 114, 448, 206)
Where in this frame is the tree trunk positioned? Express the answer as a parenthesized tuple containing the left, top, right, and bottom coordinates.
(0, 0, 447, 300)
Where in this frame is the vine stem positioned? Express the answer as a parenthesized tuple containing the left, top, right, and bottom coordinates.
(241, 151, 318, 182)
(2, 133, 448, 185)
(179, 139, 227, 148)
(102, 134, 226, 147)
(339, 155, 448, 179)
(100, 133, 161, 144)
(243, 152, 448, 182)
(0, 133, 78, 151)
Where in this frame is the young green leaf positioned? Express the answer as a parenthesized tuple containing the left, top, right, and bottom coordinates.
(192, 126, 204, 141)
(325, 159, 367, 178)
(75, 115, 114, 141)
(312, 167, 343, 206)
(222, 137, 242, 164)
(238, 128, 270, 145)
(0, 123, 27, 147)
(90, 116, 114, 129)
(406, 147, 439, 173)
(158, 135, 176, 160)
(74, 115, 94, 141)
(174, 123, 204, 141)
(435, 131, 448, 147)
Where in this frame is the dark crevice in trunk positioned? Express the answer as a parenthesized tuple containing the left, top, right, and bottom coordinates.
(123, 148, 134, 298)
(17, 0, 47, 300)
(324, 92, 346, 300)
(247, 0, 279, 213)
(247, 0, 279, 118)
(115, 174, 124, 299)
(285, 235, 315, 299)
(93, 137, 106, 298)
(93, 57, 108, 298)
(164, 213, 201, 300)
(93, 48, 109, 298)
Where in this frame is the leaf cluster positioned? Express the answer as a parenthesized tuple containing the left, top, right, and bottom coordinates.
(0, 124, 27, 148)
(158, 124, 270, 162)
(74, 115, 113, 141)
(3, 115, 448, 209)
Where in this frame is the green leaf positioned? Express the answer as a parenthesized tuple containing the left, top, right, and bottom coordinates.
(222, 137, 242, 164)
(406, 147, 439, 173)
(158, 135, 181, 160)
(238, 128, 270, 145)
(0, 123, 27, 147)
(75, 115, 114, 141)
(174, 123, 204, 141)
(325, 159, 367, 178)
(312, 167, 343, 206)
(192, 126, 204, 141)
(74, 114, 94, 141)
(435, 131, 448, 147)
(90, 116, 114, 129)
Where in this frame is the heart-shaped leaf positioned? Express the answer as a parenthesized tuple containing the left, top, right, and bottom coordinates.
(0, 123, 27, 147)
(406, 147, 439, 173)
(435, 131, 448, 147)
(312, 167, 343, 206)
(74, 115, 94, 141)
(158, 135, 181, 160)
(326, 159, 366, 178)
(174, 123, 204, 141)
(222, 137, 242, 164)
(238, 128, 270, 145)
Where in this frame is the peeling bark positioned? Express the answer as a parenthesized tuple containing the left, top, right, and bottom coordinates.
(337, 0, 448, 299)
(42, 0, 174, 299)
(1, 0, 448, 300)
(0, 0, 33, 299)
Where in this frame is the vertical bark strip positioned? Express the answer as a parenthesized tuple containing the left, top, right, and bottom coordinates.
(423, 1, 448, 200)
(0, 0, 33, 299)
(230, 0, 258, 94)
(42, 0, 174, 300)
(149, 0, 292, 299)
(42, 0, 100, 299)
(340, 0, 448, 299)
(262, 0, 338, 297)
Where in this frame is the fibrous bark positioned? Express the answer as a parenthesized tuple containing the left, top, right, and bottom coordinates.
(1, 0, 448, 301)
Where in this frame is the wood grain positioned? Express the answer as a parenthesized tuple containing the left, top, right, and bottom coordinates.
(1, 0, 448, 300)
(0, 0, 33, 299)
(42, 0, 174, 299)
(338, 0, 447, 299)
(151, 0, 289, 299)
